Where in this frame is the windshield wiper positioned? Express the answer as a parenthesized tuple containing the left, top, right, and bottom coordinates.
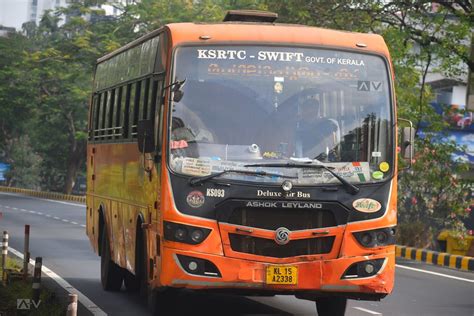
(245, 162, 360, 195)
(189, 169, 297, 186)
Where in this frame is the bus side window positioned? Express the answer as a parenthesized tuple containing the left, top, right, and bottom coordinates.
(114, 87, 123, 140)
(123, 84, 131, 139)
(93, 94, 101, 141)
(149, 79, 159, 123)
(106, 89, 115, 140)
(141, 78, 150, 120)
(156, 80, 165, 153)
(99, 91, 108, 140)
(131, 81, 142, 139)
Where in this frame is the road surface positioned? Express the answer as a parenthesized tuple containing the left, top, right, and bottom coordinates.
(1, 192, 473, 316)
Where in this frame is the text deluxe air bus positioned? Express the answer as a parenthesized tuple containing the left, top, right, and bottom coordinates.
(87, 10, 403, 315)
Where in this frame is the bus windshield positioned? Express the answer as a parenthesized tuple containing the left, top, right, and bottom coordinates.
(169, 45, 393, 185)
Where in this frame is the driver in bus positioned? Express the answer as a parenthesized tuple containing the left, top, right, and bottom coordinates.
(294, 98, 340, 161)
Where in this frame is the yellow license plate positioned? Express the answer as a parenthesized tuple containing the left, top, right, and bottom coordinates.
(266, 265, 298, 285)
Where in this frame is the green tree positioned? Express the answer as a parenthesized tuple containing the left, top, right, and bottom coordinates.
(22, 4, 123, 193)
(397, 136, 471, 248)
(0, 32, 36, 183)
(5, 136, 42, 189)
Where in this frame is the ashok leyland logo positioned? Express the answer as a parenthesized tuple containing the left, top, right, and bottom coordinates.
(17, 299, 41, 310)
(274, 227, 291, 245)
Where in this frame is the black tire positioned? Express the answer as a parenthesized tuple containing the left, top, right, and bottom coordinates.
(100, 228, 124, 291)
(316, 297, 347, 316)
(124, 270, 140, 292)
(136, 225, 148, 297)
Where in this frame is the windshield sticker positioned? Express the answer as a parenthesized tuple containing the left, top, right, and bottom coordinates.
(181, 158, 212, 176)
(352, 198, 382, 213)
(263, 151, 281, 159)
(186, 191, 205, 208)
(298, 162, 370, 184)
(372, 171, 384, 180)
(379, 162, 390, 172)
(170, 140, 188, 149)
(274, 82, 283, 93)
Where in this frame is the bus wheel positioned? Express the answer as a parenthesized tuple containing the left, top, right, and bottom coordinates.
(100, 229, 124, 291)
(315, 297, 347, 316)
(124, 270, 140, 292)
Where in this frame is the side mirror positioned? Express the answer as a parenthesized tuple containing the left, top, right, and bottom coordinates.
(137, 119, 155, 153)
(401, 126, 415, 159)
(173, 89, 184, 102)
(398, 118, 415, 168)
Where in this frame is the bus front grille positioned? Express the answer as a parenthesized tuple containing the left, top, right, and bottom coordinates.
(227, 208, 337, 231)
(228, 234, 335, 258)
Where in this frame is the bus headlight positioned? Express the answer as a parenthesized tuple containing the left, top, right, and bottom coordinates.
(174, 228, 187, 241)
(190, 229, 205, 243)
(164, 221, 211, 245)
(353, 227, 395, 248)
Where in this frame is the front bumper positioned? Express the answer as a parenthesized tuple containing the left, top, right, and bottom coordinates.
(158, 246, 395, 299)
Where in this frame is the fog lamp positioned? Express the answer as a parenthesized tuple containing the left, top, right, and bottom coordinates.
(188, 261, 198, 271)
(364, 263, 375, 274)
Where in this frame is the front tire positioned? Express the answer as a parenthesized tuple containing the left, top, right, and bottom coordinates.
(316, 297, 347, 316)
(100, 228, 124, 291)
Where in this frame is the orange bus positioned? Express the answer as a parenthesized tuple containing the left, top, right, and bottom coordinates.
(87, 10, 400, 315)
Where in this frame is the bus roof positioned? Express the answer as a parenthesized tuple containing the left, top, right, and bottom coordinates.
(167, 23, 389, 55)
(97, 22, 390, 64)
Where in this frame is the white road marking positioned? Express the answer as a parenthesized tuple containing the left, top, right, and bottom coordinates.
(43, 198, 85, 207)
(353, 306, 382, 315)
(7, 246, 107, 316)
(0, 192, 84, 207)
(2, 203, 82, 227)
(396, 264, 474, 283)
(80, 224, 86, 228)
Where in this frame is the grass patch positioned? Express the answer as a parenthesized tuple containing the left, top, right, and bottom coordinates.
(0, 256, 66, 316)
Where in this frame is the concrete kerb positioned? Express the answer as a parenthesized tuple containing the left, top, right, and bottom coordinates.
(396, 245, 474, 272)
(0, 186, 85, 204)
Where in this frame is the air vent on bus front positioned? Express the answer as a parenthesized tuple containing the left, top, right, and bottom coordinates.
(223, 10, 278, 23)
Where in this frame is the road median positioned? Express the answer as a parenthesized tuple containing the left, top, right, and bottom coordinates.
(396, 245, 474, 272)
(0, 186, 85, 204)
